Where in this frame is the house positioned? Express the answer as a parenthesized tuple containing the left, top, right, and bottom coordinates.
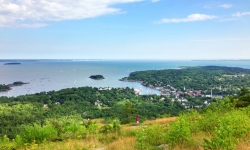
(134, 89, 141, 95)
(43, 104, 48, 109)
(95, 100, 102, 107)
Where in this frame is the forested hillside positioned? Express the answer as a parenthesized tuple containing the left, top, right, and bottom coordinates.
(0, 86, 184, 139)
(1, 87, 250, 150)
(121, 66, 250, 95)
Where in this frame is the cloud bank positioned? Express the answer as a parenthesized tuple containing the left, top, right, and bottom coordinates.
(233, 12, 250, 17)
(151, 0, 160, 3)
(217, 4, 232, 9)
(192, 38, 250, 42)
(204, 3, 232, 9)
(156, 14, 217, 23)
(0, 0, 141, 28)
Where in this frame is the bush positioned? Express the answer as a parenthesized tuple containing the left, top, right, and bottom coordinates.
(166, 116, 191, 147)
(203, 110, 250, 150)
(61, 124, 87, 139)
(16, 124, 57, 145)
(158, 113, 171, 118)
(48, 119, 64, 136)
(136, 125, 166, 150)
(99, 119, 120, 133)
(87, 123, 99, 136)
(0, 135, 16, 150)
(196, 109, 220, 133)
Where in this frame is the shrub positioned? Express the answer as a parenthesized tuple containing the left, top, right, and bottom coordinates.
(48, 119, 64, 136)
(99, 125, 113, 133)
(0, 135, 16, 150)
(158, 113, 171, 118)
(16, 124, 57, 145)
(136, 125, 166, 150)
(166, 116, 191, 147)
(203, 110, 250, 150)
(87, 123, 99, 136)
(99, 119, 121, 134)
(61, 124, 87, 139)
(196, 109, 220, 133)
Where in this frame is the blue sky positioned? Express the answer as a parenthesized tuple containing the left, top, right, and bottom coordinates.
(0, 0, 250, 60)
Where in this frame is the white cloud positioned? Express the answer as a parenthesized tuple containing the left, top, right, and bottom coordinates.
(192, 38, 250, 42)
(156, 14, 217, 23)
(219, 18, 238, 22)
(151, 0, 160, 3)
(0, 0, 142, 28)
(204, 3, 232, 9)
(217, 4, 232, 9)
(18, 23, 49, 28)
(233, 12, 250, 17)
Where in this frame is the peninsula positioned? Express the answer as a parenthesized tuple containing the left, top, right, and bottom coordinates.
(120, 66, 250, 96)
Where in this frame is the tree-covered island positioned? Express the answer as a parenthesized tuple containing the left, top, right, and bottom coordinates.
(0, 81, 29, 92)
(120, 66, 250, 96)
(89, 75, 105, 80)
(0, 84, 11, 92)
(3, 62, 21, 65)
(10, 81, 29, 86)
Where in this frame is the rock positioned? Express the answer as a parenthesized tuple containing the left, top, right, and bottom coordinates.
(155, 144, 169, 149)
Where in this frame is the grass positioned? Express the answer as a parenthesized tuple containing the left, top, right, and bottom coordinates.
(33, 138, 103, 150)
(143, 117, 177, 125)
(91, 118, 106, 124)
(105, 137, 137, 150)
(5, 114, 250, 150)
(31, 137, 136, 150)
(236, 140, 250, 150)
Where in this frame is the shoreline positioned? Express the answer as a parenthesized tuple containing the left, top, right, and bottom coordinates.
(120, 78, 162, 94)
(1, 61, 250, 97)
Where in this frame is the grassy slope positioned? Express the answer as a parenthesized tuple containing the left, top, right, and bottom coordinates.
(7, 118, 175, 150)
(2, 105, 250, 150)
(29, 112, 250, 150)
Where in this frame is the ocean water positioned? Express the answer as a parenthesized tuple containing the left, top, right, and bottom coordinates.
(0, 60, 250, 97)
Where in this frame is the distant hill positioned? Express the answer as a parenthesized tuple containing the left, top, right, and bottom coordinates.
(4, 62, 21, 65)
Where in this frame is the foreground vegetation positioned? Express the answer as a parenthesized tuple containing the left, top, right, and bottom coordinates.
(1, 88, 250, 150)
(0, 87, 184, 139)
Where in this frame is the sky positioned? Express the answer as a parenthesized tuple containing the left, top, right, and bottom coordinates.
(0, 0, 250, 60)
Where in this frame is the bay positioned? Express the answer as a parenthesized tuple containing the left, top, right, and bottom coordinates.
(0, 59, 250, 97)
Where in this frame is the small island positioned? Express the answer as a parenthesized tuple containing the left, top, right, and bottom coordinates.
(0, 81, 29, 92)
(89, 75, 105, 80)
(4, 63, 21, 65)
(0, 84, 11, 92)
(9, 81, 29, 86)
